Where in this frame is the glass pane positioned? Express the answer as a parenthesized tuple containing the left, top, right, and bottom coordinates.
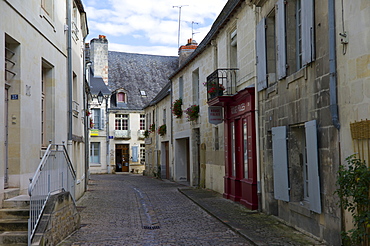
(231, 122, 236, 177)
(243, 120, 248, 179)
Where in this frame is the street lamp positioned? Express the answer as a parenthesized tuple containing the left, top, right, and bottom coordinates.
(97, 91, 104, 105)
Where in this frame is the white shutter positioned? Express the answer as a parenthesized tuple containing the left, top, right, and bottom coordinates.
(276, 0, 286, 79)
(272, 126, 290, 202)
(305, 120, 321, 214)
(302, 0, 315, 65)
(100, 108, 105, 130)
(256, 18, 267, 91)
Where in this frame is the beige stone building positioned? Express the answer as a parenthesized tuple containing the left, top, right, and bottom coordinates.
(0, 0, 89, 204)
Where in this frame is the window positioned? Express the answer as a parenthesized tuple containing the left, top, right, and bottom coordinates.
(140, 114, 145, 130)
(115, 114, 128, 130)
(90, 142, 100, 163)
(192, 69, 199, 105)
(41, 59, 53, 146)
(271, 120, 321, 213)
(256, 0, 315, 91)
(92, 108, 103, 129)
(163, 109, 166, 125)
(230, 28, 238, 68)
(179, 76, 184, 99)
(117, 92, 126, 102)
(140, 144, 145, 163)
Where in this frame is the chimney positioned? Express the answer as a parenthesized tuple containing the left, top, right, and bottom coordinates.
(178, 38, 198, 67)
(90, 35, 109, 85)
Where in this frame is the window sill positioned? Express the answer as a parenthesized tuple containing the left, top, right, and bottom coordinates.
(289, 200, 311, 217)
(90, 163, 101, 167)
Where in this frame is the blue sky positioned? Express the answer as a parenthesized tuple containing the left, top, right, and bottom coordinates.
(81, 0, 228, 56)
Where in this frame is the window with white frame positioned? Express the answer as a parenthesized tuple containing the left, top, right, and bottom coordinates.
(271, 120, 321, 213)
(115, 114, 128, 130)
(256, 0, 315, 91)
(92, 108, 104, 129)
(90, 142, 100, 163)
(140, 144, 145, 163)
(140, 114, 145, 130)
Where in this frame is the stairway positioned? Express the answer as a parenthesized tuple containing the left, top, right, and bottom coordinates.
(0, 188, 29, 246)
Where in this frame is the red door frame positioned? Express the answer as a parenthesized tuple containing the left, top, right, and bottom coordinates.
(215, 87, 257, 210)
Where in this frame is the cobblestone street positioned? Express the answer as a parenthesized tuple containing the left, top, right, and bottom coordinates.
(60, 174, 252, 246)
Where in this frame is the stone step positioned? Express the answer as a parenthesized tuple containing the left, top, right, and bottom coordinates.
(0, 219, 28, 231)
(3, 196, 30, 209)
(4, 189, 20, 200)
(0, 231, 28, 245)
(0, 209, 29, 220)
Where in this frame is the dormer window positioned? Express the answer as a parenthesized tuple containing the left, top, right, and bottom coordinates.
(140, 90, 147, 97)
(117, 92, 126, 102)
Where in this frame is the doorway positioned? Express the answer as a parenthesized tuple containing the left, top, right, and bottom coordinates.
(116, 144, 129, 172)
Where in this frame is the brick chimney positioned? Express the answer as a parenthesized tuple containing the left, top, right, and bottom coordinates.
(178, 38, 198, 67)
(90, 35, 109, 85)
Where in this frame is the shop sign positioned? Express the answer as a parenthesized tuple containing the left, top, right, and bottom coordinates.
(208, 106, 223, 125)
(90, 129, 99, 136)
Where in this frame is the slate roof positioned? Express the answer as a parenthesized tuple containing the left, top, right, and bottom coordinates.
(144, 82, 171, 108)
(108, 51, 178, 110)
(89, 68, 111, 95)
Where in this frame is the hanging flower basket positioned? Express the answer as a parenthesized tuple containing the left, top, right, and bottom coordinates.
(89, 118, 94, 129)
(86, 109, 91, 116)
(158, 124, 167, 136)
(150, 123, 156, 132)
(184, 105, 199, 122)
(172, 98, 183, 118)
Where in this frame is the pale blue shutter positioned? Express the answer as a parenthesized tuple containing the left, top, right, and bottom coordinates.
(256, 18, 267, 91)
(272, 126, 289, 201)
(305, 120, 321, 214)
(100, 108, 105, 130)
(302, 0, 315, 65)
(132, 146, 138, 162)
(276, 0, 286, 79)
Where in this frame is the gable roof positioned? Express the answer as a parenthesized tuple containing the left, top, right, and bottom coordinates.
(108, 51, 178, 110)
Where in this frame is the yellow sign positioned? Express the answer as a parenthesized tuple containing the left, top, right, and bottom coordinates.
(90, 129, 99, 136)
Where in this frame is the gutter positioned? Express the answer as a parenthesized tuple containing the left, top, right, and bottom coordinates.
(67, 0, 73, 144)
(328, 0, 340, 130)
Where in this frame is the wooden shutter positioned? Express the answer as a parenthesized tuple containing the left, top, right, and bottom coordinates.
(305, 120, 321, 213)
(132, 146, 138, 162)
(276, 0, 287, 79)
(256, 18, 267, 91)
(302, 0, 315, 65)
(272, 126, 290, 201)
(100, 108, 105, 130)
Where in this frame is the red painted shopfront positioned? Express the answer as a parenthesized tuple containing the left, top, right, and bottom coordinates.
(208, 87, 257, 210)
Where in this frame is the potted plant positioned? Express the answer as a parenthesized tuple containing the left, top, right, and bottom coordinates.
(158, 124, 167, 136)
(172, 98, 183, 118)
(184, 105, 199, 122)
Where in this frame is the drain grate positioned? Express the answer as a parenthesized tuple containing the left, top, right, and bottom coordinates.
(143, 225, 160, 230)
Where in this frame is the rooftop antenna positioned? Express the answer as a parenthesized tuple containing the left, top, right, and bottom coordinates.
(191, 21, 199, 40)
(173, 5, 189, 48)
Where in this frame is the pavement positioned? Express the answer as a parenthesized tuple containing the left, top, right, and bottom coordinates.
(178, 186, 326, 246)
(60, 174, 327, 246)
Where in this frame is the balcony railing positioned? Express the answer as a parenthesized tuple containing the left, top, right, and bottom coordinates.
(114, 130, 131, 139)
(72, 100, 79, 117)
(137, 130, 146, 139)
(206, 68, 238, 101)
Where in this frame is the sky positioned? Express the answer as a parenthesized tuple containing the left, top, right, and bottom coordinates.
(81, 0, 228, 57)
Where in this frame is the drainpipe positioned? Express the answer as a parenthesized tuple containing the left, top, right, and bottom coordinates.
(255, 84, 262, 212)
(67, 0, 73, 154)
(328, 0, 340, 130)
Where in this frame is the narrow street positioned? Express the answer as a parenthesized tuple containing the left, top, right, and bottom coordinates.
(60, 174, 251, 246)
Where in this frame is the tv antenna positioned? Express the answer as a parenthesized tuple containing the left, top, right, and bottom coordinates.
(173, 5, 189, 48)
(192, 21, 199, 40)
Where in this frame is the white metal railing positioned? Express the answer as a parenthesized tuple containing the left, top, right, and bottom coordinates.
(114, 130, 131, 139)
(28, 143, 76, 244)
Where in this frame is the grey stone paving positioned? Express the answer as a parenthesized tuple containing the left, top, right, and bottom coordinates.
(60, 174, 251, 246)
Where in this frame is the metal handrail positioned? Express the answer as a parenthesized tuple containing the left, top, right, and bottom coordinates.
(28, 143, 76, 244)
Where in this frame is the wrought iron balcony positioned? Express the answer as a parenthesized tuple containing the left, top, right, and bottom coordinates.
(206, 68, 238, 101)
(114, 130, 131, 139)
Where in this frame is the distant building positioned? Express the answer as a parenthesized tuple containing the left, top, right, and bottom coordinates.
(87, 36, 178, 174)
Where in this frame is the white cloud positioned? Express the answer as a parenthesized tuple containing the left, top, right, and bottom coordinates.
(83, 0, 228, 55)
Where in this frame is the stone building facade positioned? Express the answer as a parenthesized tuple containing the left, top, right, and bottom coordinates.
(0, 0, 89, 202)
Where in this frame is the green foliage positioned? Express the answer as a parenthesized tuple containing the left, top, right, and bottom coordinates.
(144, 130, 150, 138)
(158, 124, 166, 136)
(335, 154, 370, 245)
(184, 104, 199, 122)
(150, 123, 155, 132)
